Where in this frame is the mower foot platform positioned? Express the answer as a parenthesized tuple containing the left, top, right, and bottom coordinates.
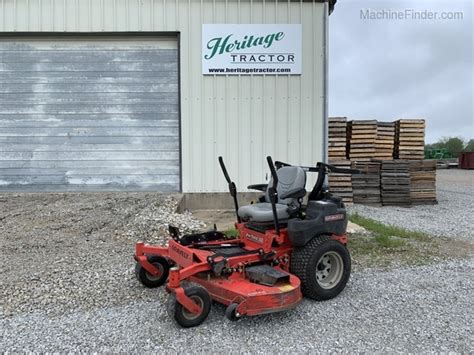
(245, 264, 290, 286)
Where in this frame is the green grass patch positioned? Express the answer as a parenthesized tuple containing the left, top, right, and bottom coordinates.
(349, 212, 429, 241)
(374, 234, 406, 248)
(224, 228, 239, 237)
(347, 212, 442, 269)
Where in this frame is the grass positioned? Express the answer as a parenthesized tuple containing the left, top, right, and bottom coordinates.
(349, 212, 430, 242)
(224, 228, 239, 238)
(347, 212, 441, 268)
(373, 234, 406, 248)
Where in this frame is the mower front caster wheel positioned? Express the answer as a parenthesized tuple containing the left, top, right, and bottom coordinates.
(225, 303, 241, 321)
(167, 283, 211, 328)
(135, 256, 170, 288)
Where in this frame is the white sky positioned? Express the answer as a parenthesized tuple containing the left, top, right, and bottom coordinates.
(328, 0, 473, 144)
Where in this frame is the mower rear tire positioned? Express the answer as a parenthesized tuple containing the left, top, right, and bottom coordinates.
(167, 283, 211, 328)
(290, 235, 351, 301)
(135, 256, 169, 288)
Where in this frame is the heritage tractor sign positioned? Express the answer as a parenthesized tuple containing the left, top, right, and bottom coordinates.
(202, 24, 302, 75)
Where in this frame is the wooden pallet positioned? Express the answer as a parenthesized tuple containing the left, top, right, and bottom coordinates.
(351, 161, 381, 205)
(328, 159, 353, 203)
(347, 120, 378, 161)
(394, 119, 426, 160)
(328, 117, 348, 161)
(380, 160, 411, 206)
(375, 121, 395, 160)
(409, 160, 437, 205)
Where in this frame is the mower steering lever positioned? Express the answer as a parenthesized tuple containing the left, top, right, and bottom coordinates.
(218, 156, 242, 223)
(218, 156, 232, 183)
(266, 156, 281, 235)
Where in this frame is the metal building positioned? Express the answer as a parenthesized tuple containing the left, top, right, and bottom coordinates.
(0, 0, 335, 192)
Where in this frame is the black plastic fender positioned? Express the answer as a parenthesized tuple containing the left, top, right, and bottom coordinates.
(287, 200, 347, 247)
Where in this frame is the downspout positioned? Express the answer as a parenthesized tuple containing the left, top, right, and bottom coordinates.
(322, 1, 329, 164)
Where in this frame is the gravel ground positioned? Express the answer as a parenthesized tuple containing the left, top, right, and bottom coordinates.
(2, 258, 473, 352)
(1, 169, 473, 352)
(0, 193, 203, 317)
(349, 169, 474, 240)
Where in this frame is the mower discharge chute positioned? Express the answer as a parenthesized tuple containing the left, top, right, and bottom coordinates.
(134, 156, 360, 327)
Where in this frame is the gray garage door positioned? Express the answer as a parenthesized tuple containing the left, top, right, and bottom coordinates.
(0, 36, 180, 191)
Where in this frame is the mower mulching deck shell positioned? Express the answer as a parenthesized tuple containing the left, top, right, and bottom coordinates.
(134, 156, 360, 327)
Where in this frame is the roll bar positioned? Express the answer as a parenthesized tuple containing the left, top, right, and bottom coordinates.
(275, 161, 360, 175)
(275, 160, 361, 201)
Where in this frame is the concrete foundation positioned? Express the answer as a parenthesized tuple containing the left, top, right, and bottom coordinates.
(177, 192, 260, 212)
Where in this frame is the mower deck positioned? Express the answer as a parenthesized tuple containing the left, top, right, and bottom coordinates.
(135, 223, 302, 319)
(190, 273, 302, 316)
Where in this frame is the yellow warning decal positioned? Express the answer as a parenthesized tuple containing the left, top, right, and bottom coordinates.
(278, 284, 294, 292)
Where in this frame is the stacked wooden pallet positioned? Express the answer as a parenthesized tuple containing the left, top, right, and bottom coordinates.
(380, 160, 411, 206)
(347, 120, 377, 161)
(394, 119, 425, 160)
(327, 160, 353, 204)
(328, 117, 348, 161)
(409, 160, 437, 205)
(351, 161, 381, 205)
(374, 122, 395, 160)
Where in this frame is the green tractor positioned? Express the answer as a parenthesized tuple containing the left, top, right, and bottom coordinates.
(424, 148, 452, 160)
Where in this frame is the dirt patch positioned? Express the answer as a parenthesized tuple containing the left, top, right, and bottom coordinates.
(349, 232, 474, 271)
(192, 209, 237, 231)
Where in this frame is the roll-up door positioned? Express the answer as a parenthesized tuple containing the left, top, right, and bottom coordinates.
(0, 35, 180, 191)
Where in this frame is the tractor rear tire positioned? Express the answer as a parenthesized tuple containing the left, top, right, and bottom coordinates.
(167, 283, 211, 328)
(135, 256, 170, 288)
(290, 235, 351, 301)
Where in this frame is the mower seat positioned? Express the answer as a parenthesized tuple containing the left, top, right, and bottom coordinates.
(238, 202, 290, 223)
(238, 166, 306, 223)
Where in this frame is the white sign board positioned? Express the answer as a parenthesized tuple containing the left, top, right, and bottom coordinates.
(202, 24, 302, 75)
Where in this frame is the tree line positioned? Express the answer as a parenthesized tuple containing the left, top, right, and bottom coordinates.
(425, 137, 474, 157)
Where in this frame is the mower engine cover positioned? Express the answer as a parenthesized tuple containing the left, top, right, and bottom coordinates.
(287, 200, 347, 247)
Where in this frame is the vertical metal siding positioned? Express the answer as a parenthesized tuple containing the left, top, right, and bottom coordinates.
(0, 0, 326, 193)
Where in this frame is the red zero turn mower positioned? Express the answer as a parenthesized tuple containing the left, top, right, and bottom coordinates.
(134, 157, 360, 327)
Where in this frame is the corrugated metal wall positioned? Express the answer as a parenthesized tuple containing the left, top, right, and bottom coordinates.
(0, 0, 327, 193)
